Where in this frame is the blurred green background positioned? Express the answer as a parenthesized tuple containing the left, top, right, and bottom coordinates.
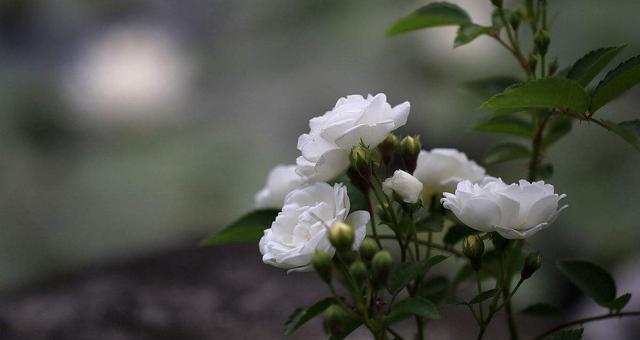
(0, 0, 639, 296)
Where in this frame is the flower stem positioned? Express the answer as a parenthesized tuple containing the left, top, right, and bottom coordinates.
(365, 189, 383, 249)
(533, 311, 640, 340)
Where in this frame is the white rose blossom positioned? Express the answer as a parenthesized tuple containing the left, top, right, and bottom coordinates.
(296, 93, 410, 182)
(441, 178, 568, 239)
(259, 182, 370, 272)
(382, 170, 423, 204)
(255, 165, 305, 209)
(413, 148, 485, 201)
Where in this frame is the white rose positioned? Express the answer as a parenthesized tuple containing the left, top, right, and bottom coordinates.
(413, 148, 485, 201)
(441, 178, 568, 239)
(259, 182, 370, 271)
(255, 165, 305, 209)
(382, 170, 423, 204)
(296, 93, 410, 182)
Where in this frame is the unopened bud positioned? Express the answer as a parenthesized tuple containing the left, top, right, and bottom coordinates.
(491, 233, 509, 253)
(371, 250, 393, 287)
(349, 145, 372, 178)
(323, 304, 350, 336)
(400, 135, 421, 173)
(349, 261, 368, 286)
(548, 57, 559, 76)
(510, 8, 523, 30)
(329, 222, 355, 252)
(521, 252, 542, 280)
(490, 0, 503, 8)
(534, 30, 550, 56)
(312, 251, 333, 283)
(463, 235, 485, 271)
(378, 134, 399, 165)
(359, 238, 378, 262)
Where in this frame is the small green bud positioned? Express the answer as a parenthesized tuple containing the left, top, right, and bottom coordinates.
(378, 134, 399, 165)
(359, 238, 378, 262)
(400, 135, 421, 173)
(329, 221, 355, 252)
(521, 252, 543, 280)
(510, 8, 523, 30)
(323, 304, 350, 336)
(491, 233, 510, 253)
(463, 234, 485, 271)
(534, 30, 550, 56)
(490, 0, 503, 8)
(349, 145, 372, 178)
(548, 57, 559, 76)
(312, 250, 333, 283)
(349, 261, 368, 286)
(371, 250, 393, 287)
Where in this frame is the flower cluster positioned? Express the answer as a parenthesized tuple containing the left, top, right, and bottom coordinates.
(256, 92, 567, 271)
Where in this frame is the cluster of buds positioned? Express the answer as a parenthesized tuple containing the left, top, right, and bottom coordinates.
(310, 221, 397, 337)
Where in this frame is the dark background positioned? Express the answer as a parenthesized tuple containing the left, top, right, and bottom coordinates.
(0, 0, 639, 339)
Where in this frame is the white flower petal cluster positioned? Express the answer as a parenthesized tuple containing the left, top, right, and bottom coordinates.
(255, 165, 305, 209)
(259, 182, 370, 271)
(382, 170, 423, 204)
(441, 178, 568, 239)
(413, 148, 485, 201)
(296, 94, 410, 181)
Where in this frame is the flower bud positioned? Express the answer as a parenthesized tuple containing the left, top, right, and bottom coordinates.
(400, 135, 421, 173)
(491, 232, 509, 253)
(521, 252, 542, 280)
(378, 134, 399, 165)
(371, 250, 393, 287)
(534, 30, 550, 56)
(329, 221, 355, 252)
(349, 260, 368, 286)
(312, 250, 333, 283)
(510, 8, 523, 30)
(463, 235, 484, 271)
(359, 238, 378, 262)
(323, 304, 350, 336)
(490, 0, 503, 8)
(349, 145, 372, 178)
(548, 57, 559, 76)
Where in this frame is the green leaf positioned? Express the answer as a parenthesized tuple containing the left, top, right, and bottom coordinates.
(484, 142, 531, 165)
(542, 117, 573, 148)
(543, 328, 584, 340)
(603, 293, 632, 312)
(567, 45, 626, 86)
(464, 76, 522, 99)
(557, 260, 617, 306)
(469, 289, 497, 304)
(328, 317, 362, 340)
(480, 78, 590, 113)
(416, 210, 444, 232)
(200, 209, 279, 246)
(454, 23, 492, 48)
(481, 248, 524, 279)
(591, 55, 640, 112)
(443, 225, 476, 245)
(387, 255, 449, 294)
(284, 298, 336, 336)
(419, 276, 450, 304)
(521, 303, 563, 319)
(600, 119, 640, 151)
(474, 116, 533, 138)
(388, 297, 440, 323)
(387, 2, 470, 36)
